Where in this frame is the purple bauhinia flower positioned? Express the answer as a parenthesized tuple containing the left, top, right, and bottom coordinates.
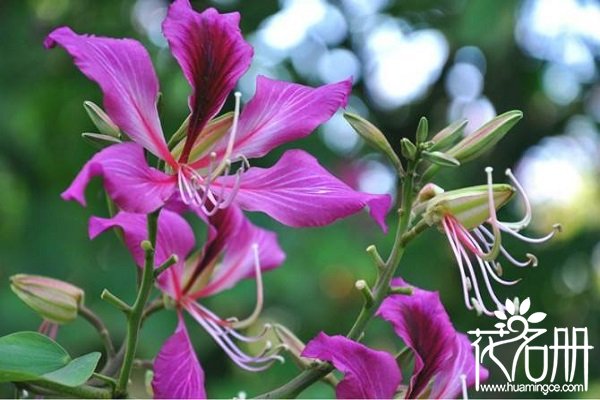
(420, 167, 561, 316)
(90, 206, 285, 398)
(302, 279, 488, 399)
(45, 0, 391, 231)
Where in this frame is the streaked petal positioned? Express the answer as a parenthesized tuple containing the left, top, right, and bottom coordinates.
(190, 77, 351, 167)
(89, 209, 194, 298)
(430, 334, 489, 399)
(186, 205, 285, 298)
(302, 332, 401, 399)
(215, 150, 392, 231)
(62, 142, 176, 214)
(45, 27, 174, 166)
(152, 314, 206, 399)
(377, 278, 487, 398)
(162, 0, 253, 162)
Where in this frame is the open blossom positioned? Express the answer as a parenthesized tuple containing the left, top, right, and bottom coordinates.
(302, 279, 486, 399)
(45, 0, 391, 231)
(418, 167, 560, 316)
(90, 206, 285, 398)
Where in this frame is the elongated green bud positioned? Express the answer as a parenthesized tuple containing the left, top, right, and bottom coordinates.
(344, 112, 403, 174)
(400, 138, 417, 161)
(421, 150, 460, 167)
(430, 119, 467, 151)
(10, 274, 84, 324)
(83, 101, 120, 138)
(416, 116, 429, 143)
(449, 110, 523, 162)
(422, 184, 515, 229)
(422, 111, 522, 181)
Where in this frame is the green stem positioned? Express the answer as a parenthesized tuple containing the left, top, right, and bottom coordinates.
(257, 160, 422, 399)
(114, 210, 159, 397)
(27, 380, 111, 399)
(79, 305, 116, 359)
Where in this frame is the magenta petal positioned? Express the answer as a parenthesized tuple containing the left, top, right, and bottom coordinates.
(193, 77, 351, 167)
(152, 314, 206, 399)
(89, 209, 194, 298)
(377, 278, 487, 399)
(216, 150, 392, 231)
(302, 332, 401, 399)
(162, 0, 253, 161)
(62, 142, 176, 213)
(194, 206, 285, 297)
(45, 27, 174, 166)
(430, 334, 489, 399)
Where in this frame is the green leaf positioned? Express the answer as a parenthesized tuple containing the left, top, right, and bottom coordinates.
(41, 352, 101, 387)
(0, 332, 69, 382)
(0, 332, 100, 387)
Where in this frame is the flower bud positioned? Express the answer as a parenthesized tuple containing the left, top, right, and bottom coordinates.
(344, 112, 403, 174)
(416, 116, 429, 143)
(83, 101, 120, 138)
(422, 184, 515, 229)
(400, 138, 417, 161)
(448, 110, 523, 163)
(10, 274, 84, 324)
(430, 119, 467, 151)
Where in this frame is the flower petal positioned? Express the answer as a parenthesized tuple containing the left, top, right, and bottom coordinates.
(186, 205, 285, 298)
(152, 314, 206, 399)
(162, 0, 253, 162)
(89, 209, 194, 298)
(377, 278, 487, 398)
(62, 142, 176, 214)
(190, 77, 351, 167)
(45, 27, 174, 166)
(215, 150, 392, 231)
(430, 334, 489, 399)
(302, 332, 401, 399)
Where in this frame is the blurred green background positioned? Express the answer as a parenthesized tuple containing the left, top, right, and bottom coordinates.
(1, 0, 599, 398)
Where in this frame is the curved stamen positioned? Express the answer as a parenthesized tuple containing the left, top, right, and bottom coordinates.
(501, 168, 532, 231)
(466, 229, 521, 287)
(211, 92, 242, 180)
(189, 303, 284, 371)
(480, 167, 502, 261)
(218, 167, 244, 210)
(443, 217, 473, 310)
(498, 222, 561, 244)
(477, 226, 538, 267)
(199, 152, 217, 207)
(229, 244, 264, 330)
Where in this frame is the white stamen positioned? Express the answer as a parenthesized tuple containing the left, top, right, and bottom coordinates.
(211, 91, 242, 181)
(230, 244, 264, 330)
(501, 168, 532, 230)
(460, 374, 469, 400)
(443, 218, 473, 310)
(498, 222, 561, 244)
(189, 303, 283, 372)
(480, 167, 502, 261)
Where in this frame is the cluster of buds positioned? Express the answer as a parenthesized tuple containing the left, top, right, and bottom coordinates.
(347, 109, 560, 316)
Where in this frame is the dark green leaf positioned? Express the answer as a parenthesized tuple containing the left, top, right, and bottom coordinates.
(41, 352, 101, 387)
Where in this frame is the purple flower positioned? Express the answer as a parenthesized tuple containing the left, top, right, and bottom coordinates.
(45, 0, 391, 230)
(302, 279, 487, 399)
(90, 206, 285, 398)
(429, 168, 560, 315)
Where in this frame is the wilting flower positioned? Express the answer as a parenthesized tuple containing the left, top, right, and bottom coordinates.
(45, 0, 391, 230)
(90, 206, 285, 398)
(302, 279, 487, 399)
(419, 167, 560, 315)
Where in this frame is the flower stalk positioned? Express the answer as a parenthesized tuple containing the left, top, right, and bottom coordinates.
(257, 156, 423, 399)
(115, 210, 159, 397)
